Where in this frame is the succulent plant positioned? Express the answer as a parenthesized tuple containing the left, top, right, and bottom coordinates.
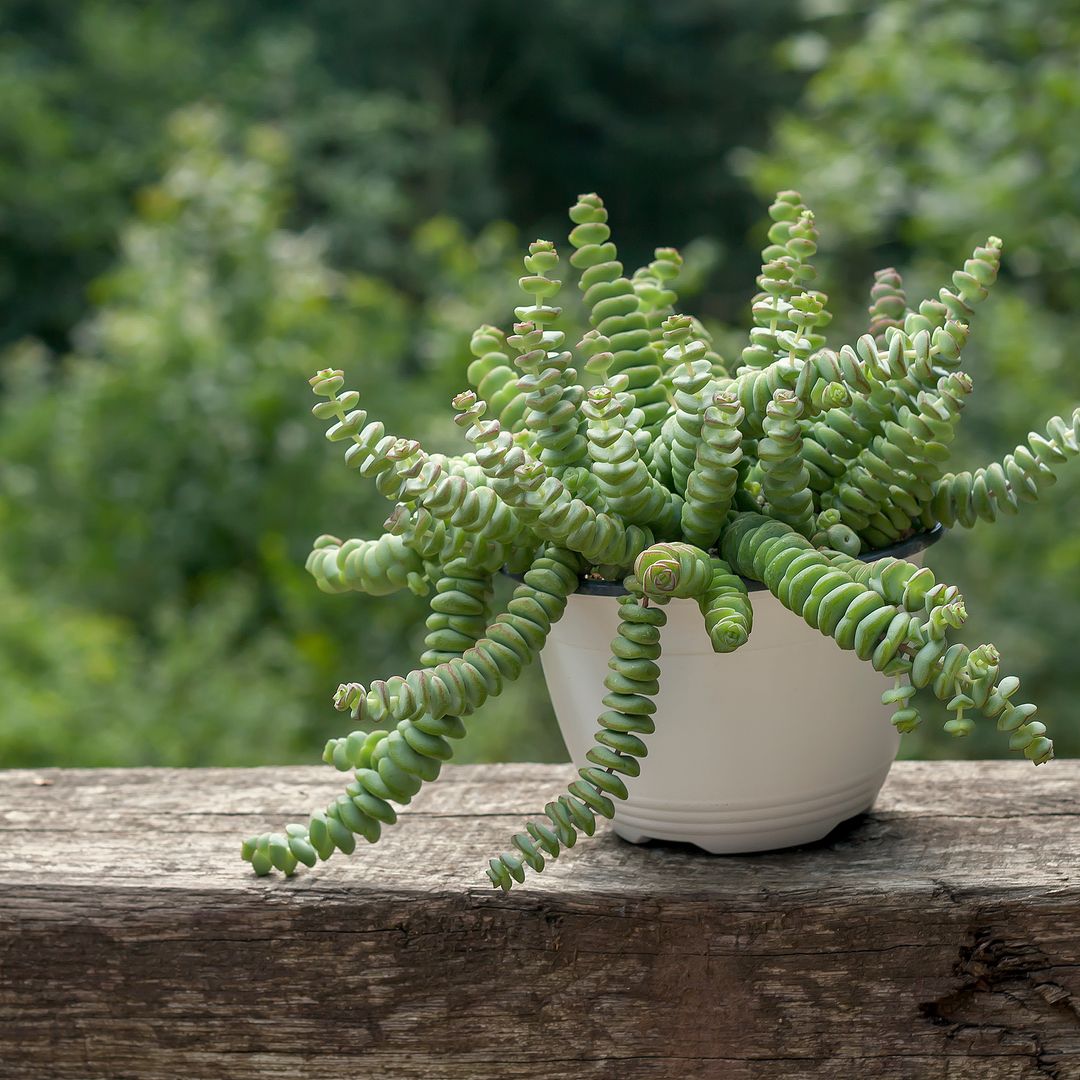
(243, 191, 1079, 891)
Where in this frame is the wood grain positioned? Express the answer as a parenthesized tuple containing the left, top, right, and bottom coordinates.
(1, 762, 1078, 1079)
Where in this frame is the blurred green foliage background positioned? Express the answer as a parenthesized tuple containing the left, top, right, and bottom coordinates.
(1, 0, 1078, 767)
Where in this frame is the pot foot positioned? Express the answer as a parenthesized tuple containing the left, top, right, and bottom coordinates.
(613, 826, 651, 846)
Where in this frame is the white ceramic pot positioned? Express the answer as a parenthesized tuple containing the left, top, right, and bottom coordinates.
(540, 531, 940, 854)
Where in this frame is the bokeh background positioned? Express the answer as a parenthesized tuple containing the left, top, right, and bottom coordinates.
(2, 0, 1078, 767)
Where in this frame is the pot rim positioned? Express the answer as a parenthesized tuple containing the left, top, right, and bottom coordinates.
(508, 524, 945, 597)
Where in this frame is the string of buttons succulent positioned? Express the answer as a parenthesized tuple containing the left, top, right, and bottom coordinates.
(243, 191, 1080, 890)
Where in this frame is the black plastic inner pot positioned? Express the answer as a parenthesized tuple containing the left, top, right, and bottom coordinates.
(506, 525, 945, 597)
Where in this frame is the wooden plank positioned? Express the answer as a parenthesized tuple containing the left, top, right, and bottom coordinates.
(0, 762, 1078, 1080)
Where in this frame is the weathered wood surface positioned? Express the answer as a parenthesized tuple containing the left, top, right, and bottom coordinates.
(1, 761, 1078, 1080)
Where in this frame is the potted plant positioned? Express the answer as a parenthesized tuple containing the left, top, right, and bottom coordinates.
(243, 191, 1078, 891)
